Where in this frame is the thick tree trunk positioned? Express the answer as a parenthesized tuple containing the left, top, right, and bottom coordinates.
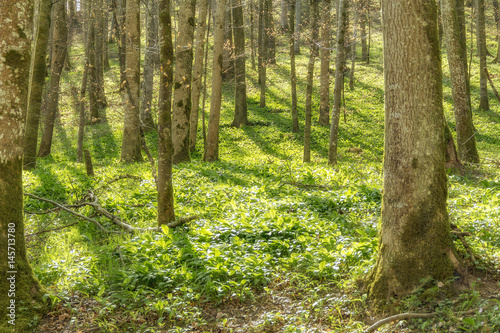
(477, 0, 489, 110)
(290, 0, 299, 133)
(204, 0, 227, 162)
(328, 0, 347, 166)
(319, 0, 330, 126)
(24, 0, 52, 169)
(121, 0, 143, 162)
(231, 0, 248, 128)
(441, 0, 480, 163)
(38, 0, 68, 157)
(141, 0, 159, 132)
(172, 0, 197, 164)
(366, 0, 463, 301)
(158, 0, 176, 225)
(0, 1, 48, 328)
(190, 0, 210, 151)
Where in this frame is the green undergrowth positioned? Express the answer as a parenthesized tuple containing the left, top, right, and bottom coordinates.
(24, 7, 500, 333)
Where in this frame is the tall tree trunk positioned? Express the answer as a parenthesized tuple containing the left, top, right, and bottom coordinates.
(231, 0, 248, 127)
(328, 0, 347, 166)
(250, 0, 256, 70)
(349, 10, 356, 90)
(303, 0, 320, 163)
(158, 0, 176, 225)
(103, 3, 111, 70)
(141, 0, 159, 132)
(359, 0, 368, 62)
(441, 0, 480, 163)
(121, 0, 143, 162)
(38, 0, 68, 157)
(493, 0, 500, 63)
(259, 0, 267, 107)
(319, 0, 331, 126)
(190, 0, 209, 151)
(0, 1, 48, 328)
(172, 0, 197, 164)
(24, 0, 52, 169)
(366, 0, 463, 301)
(88, 0, 100, 122)
(268, 0, 276, 64)
(281, 0, 289, 32)
(77, 58, 89, 163)
(223, 5, 235, 80)
(477, 0, 489, 110)
(294, 0, 301, 54)
(204, 0, 227, 162)
(290, 0, 299, 132)
(95, 0, 108, 109)
(113, 0, 127, 94)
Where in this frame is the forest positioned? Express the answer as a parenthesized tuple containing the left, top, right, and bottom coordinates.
(1, 0, 500, 331)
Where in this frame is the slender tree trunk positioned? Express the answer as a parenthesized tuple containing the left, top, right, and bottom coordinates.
(38, 0, 68, 157)
(303, 0, 320, 163)
(493, 0, 500, 63)
(281, 0, 289, 32)
(141, 0, 159, 132)
(158, 0, 176, 225)
(78, 58, 89, 163)
(114, 0, 127, 94)
(290, 0, 299, 132)
(359, 0, 368, 62)
(190, 0, 210, 151)
(250, 0, 256, 70)
(259, 0, 267, 107)
(24, 0, 52, 169)
(477, 0, 489, 110)
(366, 0, 463, 301)
(231, 0, 248, 127)
(172, 0, 197, 164)
(223, 5, 235, 80)
(268, 0, 276, 64)
(294, 0, 301, 54)
(328, 0, 347, 166)
(88, 0, 100, 122)
(0, 1, 48, 328)
(441, 0, 480, 163)
(319, 0, 331, 126)
(349, 10, 356, 90)
(103, 3, 111, 70)
(204, 0, 227, 162)
(121, 0, 143, 162)
(95, 0, 108, 108)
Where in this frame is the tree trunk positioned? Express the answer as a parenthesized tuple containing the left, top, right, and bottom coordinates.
(113, 0, 127, 94)
(103, 3, 111, 70)
(88, 0, 100, 122)
(158, 0, 176, 225)
(258, 0, 267, 107)
(121, 0, 143, 162)
(223, 5, 235, 80)
(190, 0, 210, 151)
(303, 0, 320, 163)
(366, 0, 464, 301)
(172, 0, 197, 164)
(477, 0, 489, 110)
(281, 0, 289, 32)
(319, 0, 330, 126)
(359, 0, 368, 62)
(38, 0, 68, 157)
(493, 0, 500, 63)
(267, 0, 276, 64)
(204, 0, 227, 162)
(441, 0, 480, 163)
(231, 0, 248, 127)
(294, 0, 301, 54)
(328, 0, 347, 166)
(290, 0, 299, 132)
(24, 0, 52, 169)
(0, 1, 48, 328)
(349, 10, 356, 90)
(77, 58, 89, 163)
(250, 0, 256, 70)
(141, 0, 159, 132)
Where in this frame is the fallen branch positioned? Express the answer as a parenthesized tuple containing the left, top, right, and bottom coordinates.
(484, 67, 500, 103)
(365, 312, 437, 332)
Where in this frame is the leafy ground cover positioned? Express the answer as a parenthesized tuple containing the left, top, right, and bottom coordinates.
(26, 9, 500, 333)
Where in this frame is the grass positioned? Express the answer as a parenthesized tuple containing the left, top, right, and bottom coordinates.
(23, 4, 500, 333)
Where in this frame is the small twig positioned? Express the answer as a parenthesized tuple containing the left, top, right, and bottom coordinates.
(365, 312, 437, 332)
(25, 220, 81, 238)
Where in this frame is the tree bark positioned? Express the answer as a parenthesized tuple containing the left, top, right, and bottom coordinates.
(366, 0, 464, 301)
(223, 4, 234, 81)
(24, 0, 52, 169)
(0, 0, 48, 327)
(359, 0, 368, 62)
(258, 0, 267, 107)
(121, 0, 143, 162)
(190, 0, 210, 151)
(319, 0, 330, 126)
(328, 0, 347, 166)
(38, 0, 68, 157)
(250, 0, 256, 70)
(158, 0, 176, 225)
(477, 0, 489, 110)
(267, 0, 276, 64)
(441, 0, 480, 163)
(172, 0, 197, 164)
(294, 0, 301, 54)
(303, 0, 320, 163)
(281, 0, 289, 32)
(204, 0, 227, 162)
(290, 0, 299, 132)
(231, 0, 248, 128)
(493, 0, 500, 63)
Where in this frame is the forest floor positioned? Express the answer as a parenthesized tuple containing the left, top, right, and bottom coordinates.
(25, 13, 500, 333)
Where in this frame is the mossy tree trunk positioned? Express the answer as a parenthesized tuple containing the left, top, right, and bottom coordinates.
(441, 0, 480, 163)
(476, 0, 489, 110)
(366, 0, 464, 301)
(290, 0, 299, 133)
(38, 0, 68, 157)
(0, 0, 48, 329)
(158, 0, 176, 225)
(121, 0, 143, 162)
(303, 0, 320, 163)
(172, 0, 197, 164)
(328, 0, 347, 166)
(231, 0, 248, 128)
(190, 0, 209, 151)
(204, 0, 226, 162)
(23, 0, 52, 169)
(318, 0, 331, 127)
